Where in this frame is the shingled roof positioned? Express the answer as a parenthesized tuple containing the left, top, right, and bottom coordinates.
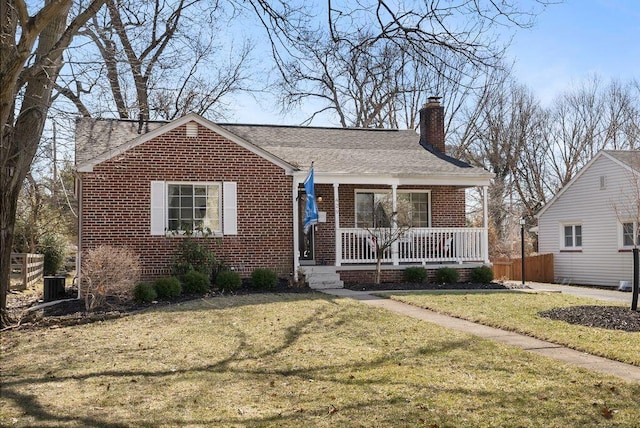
(604, 150, 640, 171)
(75, 114, 492, 181)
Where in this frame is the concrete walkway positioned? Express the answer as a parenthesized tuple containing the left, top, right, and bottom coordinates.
(320, 287, 640, 384)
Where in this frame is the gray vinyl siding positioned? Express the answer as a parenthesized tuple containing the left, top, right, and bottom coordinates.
(538, 155, 634, 287)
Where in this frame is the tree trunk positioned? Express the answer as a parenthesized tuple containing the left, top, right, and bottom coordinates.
(0, 175, 21, 325)
(0, 3, 70, 327)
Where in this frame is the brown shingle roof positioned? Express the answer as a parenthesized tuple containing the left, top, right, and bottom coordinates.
(75, 116, 492, 180)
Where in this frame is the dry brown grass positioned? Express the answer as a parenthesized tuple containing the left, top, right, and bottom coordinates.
(2, 293, 640, 427)
(386, 291, 640, 366)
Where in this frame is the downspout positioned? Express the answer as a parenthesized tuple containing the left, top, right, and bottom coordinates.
(292, 175, 300, 281)
(483, 185, 489, 264)
(334, 183, 341, 266)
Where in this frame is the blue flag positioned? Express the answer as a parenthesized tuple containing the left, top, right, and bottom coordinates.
(303, 166, 319, 234)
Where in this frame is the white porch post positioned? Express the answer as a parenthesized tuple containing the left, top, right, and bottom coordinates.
(483, 185, 490, 264)
(391, 184, 399, 266)
(334, 183, 341, 266)
(293, 177, 300, 280)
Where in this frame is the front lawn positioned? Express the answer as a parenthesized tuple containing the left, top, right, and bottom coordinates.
(2, 293, 640, 427)
(385, 291, 640, 366)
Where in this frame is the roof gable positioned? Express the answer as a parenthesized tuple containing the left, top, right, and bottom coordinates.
(536, 149, 640, 219)
(76, 113, 295, 173)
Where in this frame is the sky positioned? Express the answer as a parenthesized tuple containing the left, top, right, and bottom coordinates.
(231, 0, 640, 125)
(509, 0, 640, 105)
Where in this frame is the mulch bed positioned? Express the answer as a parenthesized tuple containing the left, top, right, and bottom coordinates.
(344, 282, 513, 291)
(5, 282, 640, 332)
(539, 306, 640, 332)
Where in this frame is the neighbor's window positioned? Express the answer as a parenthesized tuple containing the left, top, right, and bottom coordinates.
(621, 222, 640, 247)
(356, 191, 429, 228)
(563, 224, 582, 249)
(167, 183, 220, 233)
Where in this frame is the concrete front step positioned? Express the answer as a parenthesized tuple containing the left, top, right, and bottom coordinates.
(300, 265, 344, 289)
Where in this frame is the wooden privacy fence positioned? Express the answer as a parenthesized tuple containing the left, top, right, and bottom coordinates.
(491, 253, 554, 283)
(10, 253, 45, 290)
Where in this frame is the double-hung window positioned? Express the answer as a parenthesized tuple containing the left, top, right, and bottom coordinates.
(355, 190, 430, 228)
(562, 224, 582, 249)
(621, 221, 640, 248)
(167, 183, 220, 233)
(397, 192, 429, 227)
(150, 181, 237, 236)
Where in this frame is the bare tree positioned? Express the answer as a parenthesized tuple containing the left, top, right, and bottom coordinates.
(364, 194, 412, 284)
(459, 71, 543, 255)
(1, 0, 106, 325)
(56, 0, 253, 121)
(610, 152, 640, 310)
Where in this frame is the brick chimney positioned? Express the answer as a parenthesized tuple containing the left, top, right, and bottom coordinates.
(419, 96, 445, 154)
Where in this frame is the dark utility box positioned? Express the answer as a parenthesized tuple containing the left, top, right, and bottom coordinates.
(43, 276, 66, 302)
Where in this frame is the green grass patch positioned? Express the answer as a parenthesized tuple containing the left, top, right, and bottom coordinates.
(1, 293, 640, 427)
(385, 291, 640, 366)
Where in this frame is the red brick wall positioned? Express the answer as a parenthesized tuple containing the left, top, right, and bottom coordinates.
(80, 122, 294, 280)
(313, 183, 336, 265)
(431, 186, 466, 227)
(339, 267, 473, 284)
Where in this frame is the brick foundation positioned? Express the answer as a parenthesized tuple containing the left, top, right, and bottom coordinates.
(338, 266, 473, 284)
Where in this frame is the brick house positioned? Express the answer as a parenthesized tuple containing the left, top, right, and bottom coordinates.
(75, 98, 493, 287)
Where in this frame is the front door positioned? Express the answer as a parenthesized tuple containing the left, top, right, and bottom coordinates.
(298, 189, 314, 262)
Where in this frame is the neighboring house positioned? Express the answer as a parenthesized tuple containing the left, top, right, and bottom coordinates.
(536, 150, 640, 287)
(75, 98, 493, 287)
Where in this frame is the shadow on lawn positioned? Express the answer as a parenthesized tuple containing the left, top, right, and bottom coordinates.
(3, 300, 479, 427)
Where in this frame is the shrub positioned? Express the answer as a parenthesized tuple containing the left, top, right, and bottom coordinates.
(81, 246, 141, 311)
(133, 283, 157, 303)
(210, 259, 229, 285)
(470, 265, 494, 283)
(403, 267, 428, 283)
(171, 238, 216, 277)
(181, 270, 210, 294)
(40, 233, 68, 275)
(154, 277, 182, 299)
(435, 267, 459, 284)
(216, 270, 242, 292)
(251, 268, 277, 289)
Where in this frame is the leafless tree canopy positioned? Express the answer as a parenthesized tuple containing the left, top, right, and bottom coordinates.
(55, 0, 253, 120)
(460, 75, 640, 256)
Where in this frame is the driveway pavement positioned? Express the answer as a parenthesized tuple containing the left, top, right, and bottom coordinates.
(320, 286, 640, 384)
(520, 281, 633, 304)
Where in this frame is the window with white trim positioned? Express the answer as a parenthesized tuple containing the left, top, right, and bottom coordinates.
(150, 181, 237, 236)
(562, 224, 582, 249)
(167, 183, 220, 233)
(621, 221, 640, 248)
(355, 190, 430, 228)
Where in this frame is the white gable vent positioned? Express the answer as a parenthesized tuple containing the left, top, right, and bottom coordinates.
(186, 122, 198, 137)
(600, 175, 606, 190)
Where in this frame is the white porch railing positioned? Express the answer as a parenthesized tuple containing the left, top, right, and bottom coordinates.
(338, 227, 487, 265)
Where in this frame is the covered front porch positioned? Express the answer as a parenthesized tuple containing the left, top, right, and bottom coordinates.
(292, 176, 491, 281)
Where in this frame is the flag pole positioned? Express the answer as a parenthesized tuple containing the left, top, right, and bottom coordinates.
(303, 162, 319, 235)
